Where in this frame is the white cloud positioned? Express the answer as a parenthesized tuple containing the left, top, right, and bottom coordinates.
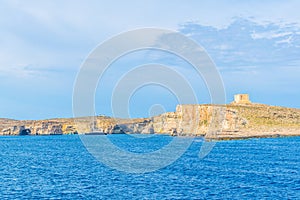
(213, 44, 232, 51)
(251, 31, 292, 40)
(276, 36, 293, 44)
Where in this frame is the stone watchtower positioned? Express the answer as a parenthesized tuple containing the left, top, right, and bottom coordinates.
(232, 94, 251, 104)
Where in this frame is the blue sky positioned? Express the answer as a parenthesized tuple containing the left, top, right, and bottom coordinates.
(0, 0, 299, 119)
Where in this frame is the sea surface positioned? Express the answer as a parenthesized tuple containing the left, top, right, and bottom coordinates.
(0, 134, 299, 199)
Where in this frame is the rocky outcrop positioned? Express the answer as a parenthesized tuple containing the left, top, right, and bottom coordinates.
(0, 116, 151, 136)
(150, 104, 300, 139)
(0, 103, 300, 140)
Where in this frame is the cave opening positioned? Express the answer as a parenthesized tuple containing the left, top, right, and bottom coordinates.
(20, 129, 31, 135)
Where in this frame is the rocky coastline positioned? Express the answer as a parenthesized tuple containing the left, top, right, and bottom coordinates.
(1, 101, 299, 140)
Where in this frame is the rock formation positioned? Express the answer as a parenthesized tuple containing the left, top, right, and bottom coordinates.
(1, 102, 300, 140)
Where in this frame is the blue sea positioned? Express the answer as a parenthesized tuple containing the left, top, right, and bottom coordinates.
(0, 135, 299, 199)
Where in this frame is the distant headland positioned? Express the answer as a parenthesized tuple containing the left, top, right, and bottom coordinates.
(1, 94, 299, 140)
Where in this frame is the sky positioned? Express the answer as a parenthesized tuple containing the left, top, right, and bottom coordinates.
(0, 0, 299, 120)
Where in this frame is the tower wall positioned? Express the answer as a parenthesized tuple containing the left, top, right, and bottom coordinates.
(233, 94, 251, 104)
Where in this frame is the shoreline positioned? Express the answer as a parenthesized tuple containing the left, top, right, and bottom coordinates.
(205, 129, 300, 140)
(2, 131, 300, 142)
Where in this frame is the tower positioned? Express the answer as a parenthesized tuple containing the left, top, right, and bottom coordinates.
(233, 94, 251, 104)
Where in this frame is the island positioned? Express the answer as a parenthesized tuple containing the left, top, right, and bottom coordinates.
(1, 94, 299, 140)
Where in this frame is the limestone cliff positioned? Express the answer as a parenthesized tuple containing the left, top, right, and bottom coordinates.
(150, 104, 300, 139)
(1, 103, 299, 140)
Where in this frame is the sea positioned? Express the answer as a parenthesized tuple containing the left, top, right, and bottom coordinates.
(0, 134, 299, 199)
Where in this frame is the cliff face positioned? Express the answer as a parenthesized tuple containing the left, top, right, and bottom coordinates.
(0, 116, 151, 136)
(1, 104, 300, 139)
(153, 104, 300, 139)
